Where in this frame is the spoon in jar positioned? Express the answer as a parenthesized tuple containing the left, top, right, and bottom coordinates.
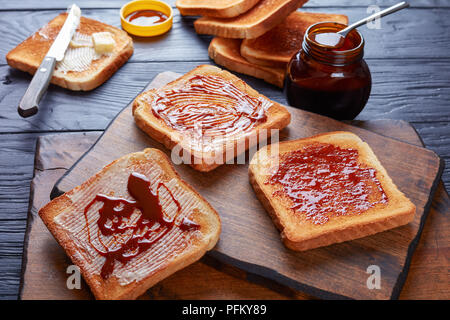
(311, 1, 410, 48)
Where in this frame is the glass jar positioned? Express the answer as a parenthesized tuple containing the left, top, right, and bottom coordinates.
(284, 22, 371, 120)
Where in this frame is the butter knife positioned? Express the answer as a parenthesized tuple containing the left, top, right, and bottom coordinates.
(18, 4, 81, 117)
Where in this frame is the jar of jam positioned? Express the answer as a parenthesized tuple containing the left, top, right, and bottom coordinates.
(285, 22, 371, 120)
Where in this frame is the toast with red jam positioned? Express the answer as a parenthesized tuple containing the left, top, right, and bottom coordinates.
(132, 65, 291, 171)
(249, 131, 416, 251)
(39, 148, 221, 299)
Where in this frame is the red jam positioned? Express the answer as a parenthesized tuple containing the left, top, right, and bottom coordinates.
(266, 143, 388, 225)
(285, 22, 372, 120)
(125, 10, 168, 26)
(83, 172, 200, 279)
(151, 75, 270, 138)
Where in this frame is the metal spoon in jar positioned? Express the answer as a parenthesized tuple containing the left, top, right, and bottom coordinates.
(312, 1, 410, 48)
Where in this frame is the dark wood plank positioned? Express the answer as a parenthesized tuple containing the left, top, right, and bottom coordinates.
(1, 59, 450, 133)
(1, 7, 450, 65)
(1, 0, 449, 10)
(51, 72, 443, 299)
(20, 120, 449, 299)
(2, 60, 449, 191)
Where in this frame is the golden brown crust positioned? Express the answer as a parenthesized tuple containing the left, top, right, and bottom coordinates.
(6, 14, 134, 91)
(132, 65, 291, 172)
(194, 0, 308, 39)
(208, 37, 286, 87)
(249, 131, 416, 251)
(240, 11, 348, 68)
(39, 148, 221, 299)
(176, 0, 260, 18)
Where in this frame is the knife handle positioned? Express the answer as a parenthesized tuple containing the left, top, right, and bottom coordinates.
(18, 56, 56, 117)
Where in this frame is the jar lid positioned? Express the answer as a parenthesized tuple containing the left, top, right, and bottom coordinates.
(120, 0, 173, 37)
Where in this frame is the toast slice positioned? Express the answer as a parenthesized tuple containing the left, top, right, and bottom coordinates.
(249, 131, 416, 251)
(209, 37, 285, 87)
(241, 11, 348, 68)
(133, 65, 291, 172)
(176, 0, 261, 18)
(39, 148, 221, 300)
(194, 0, 308, 39)
(6, 13, 133, 91)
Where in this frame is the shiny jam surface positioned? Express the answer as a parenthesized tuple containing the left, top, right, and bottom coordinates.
(266, 143, 388, 225)
(151, 75, 271, 141)
(125, 10, 168, 26)
(83, 172, 200, 279)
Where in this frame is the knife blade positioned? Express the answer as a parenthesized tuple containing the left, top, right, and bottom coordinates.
(18, 4, 81, 117)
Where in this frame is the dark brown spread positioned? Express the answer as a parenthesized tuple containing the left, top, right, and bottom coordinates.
(265, 143, 388, 225)
(151, 75, 271, 140)
(83, 172, 200, 279)
(125, 10, 168, 26)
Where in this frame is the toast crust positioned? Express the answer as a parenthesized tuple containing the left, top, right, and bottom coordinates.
(6, 13, 133, 91)
(209, 37, 286, 87)
(39, 148, 221, 299)
(249, 131, 416, 251)
(241, 11, 348, 68)
(194, 0, 308, 39)
(132, 65, 291, 171)
(176, 0, 261, 18)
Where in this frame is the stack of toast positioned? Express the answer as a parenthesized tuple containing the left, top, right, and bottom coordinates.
(177, 0, 348, 87)
(6, 13, 133, 91)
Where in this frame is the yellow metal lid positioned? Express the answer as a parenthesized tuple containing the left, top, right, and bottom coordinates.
(120, 0, 173, 37)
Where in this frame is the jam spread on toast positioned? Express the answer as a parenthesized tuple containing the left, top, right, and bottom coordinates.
(266, 143, 388, 225)
(151, 75, 271, 140)
(83, 172, 200, 279)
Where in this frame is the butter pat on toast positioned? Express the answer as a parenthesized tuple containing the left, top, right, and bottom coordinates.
(176, 0, 261, 18)
(249, 132, 416, 251)
(209, 37, 285, 87)
(194, 0, 308, 39)
(241, 11, 349, 68)
(6, 13, 133, 91)
(39, 148, 220, 300)
(133, 65, 291, 172)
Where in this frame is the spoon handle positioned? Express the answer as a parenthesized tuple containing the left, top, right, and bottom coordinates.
(338, 1, 409, 37)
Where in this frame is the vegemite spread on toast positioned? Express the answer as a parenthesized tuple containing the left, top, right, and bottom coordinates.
(83, 172, 200, 279)
(151, 74, 271, 139)
(266, 143, 388, 225)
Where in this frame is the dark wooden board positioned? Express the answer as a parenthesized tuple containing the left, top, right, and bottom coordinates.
(51, 72, 443, 299)
(1, 0, 449, 301)
(20, 121, 449, 300)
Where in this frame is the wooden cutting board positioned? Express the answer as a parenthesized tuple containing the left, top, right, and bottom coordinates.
(51, 72, 443, 299)
(20, 122, 450, 300)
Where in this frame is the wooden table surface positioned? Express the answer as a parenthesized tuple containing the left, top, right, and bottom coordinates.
(0, 0, 449, 299)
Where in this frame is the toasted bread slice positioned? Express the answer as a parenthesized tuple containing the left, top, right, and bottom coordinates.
(6, 13, 133, 91)
(209, 37, 285, 87)
(241, 11, 348, 68)
(133, 65, 291, 172)
(194, 0, 308, 39)
(39, 148, 221, 300)
(249, 131, 416, 251)
(176, 0, 261, 18)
